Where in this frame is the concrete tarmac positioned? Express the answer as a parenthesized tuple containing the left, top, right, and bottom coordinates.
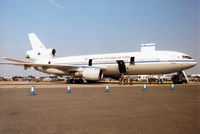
(0, 84, 199, 134)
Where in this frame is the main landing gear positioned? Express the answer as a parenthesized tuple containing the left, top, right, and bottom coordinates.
(66, 78, 84, 84)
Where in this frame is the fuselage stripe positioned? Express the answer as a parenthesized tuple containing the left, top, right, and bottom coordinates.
(55, 60, 196, 66)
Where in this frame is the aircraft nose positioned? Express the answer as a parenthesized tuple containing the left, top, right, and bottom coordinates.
(181, 60, 197, 70)
(194, 61, 197, 66)
(189, 60, 197, 67)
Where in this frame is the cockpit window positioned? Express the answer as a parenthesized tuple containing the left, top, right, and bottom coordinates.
(182, 55, 192, 59)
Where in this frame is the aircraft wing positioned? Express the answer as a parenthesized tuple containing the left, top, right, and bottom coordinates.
(0, 62, 106, 70)
(2, 57, 32, 63)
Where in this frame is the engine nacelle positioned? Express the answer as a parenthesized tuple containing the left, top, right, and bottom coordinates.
(75, 68, 103, 81)
(26, 48, 56, 60)
(83, 68, 103, 81)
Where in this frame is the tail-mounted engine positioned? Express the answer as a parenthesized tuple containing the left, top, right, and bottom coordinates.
(26, 48, 56, 60)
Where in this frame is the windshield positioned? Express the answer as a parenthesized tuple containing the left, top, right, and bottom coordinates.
(182, 55, 192, 59)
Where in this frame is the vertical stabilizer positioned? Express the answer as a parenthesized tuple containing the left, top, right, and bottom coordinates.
(26, 33, 56, 60)
(28, 33, 46, 50)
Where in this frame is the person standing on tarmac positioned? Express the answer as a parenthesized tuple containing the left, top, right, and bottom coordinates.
(124, 77, 128, 85)
(129, 77, 133, 85)
(119, 74, 125, 85)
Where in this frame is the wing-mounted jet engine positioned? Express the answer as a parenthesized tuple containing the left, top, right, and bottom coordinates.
(74, 68, 103, 81)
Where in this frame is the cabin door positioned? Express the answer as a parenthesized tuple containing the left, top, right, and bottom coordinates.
(130, 57, 135, 64)
(117, 60, 127, 74)
(88, 59, 92, 66)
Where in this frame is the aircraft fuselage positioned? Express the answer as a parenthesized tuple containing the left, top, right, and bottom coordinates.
(35, 50, 197, 76)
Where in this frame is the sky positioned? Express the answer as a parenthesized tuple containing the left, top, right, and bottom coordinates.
(0, 0, 199, 76)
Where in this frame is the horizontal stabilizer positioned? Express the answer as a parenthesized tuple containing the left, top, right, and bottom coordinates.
(2, 57, 32, 63)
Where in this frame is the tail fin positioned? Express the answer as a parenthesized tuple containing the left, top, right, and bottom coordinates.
(28, 33, 46, 50)
(26, 33, 56, 60)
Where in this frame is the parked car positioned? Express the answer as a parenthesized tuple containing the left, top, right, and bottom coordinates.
(42, 77, 53, 82)
(22, 77, 34, 81)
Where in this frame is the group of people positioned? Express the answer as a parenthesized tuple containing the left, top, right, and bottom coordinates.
(119, 74, 134, 85)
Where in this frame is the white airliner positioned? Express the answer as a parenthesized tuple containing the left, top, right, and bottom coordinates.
(0, 33, 197, 82)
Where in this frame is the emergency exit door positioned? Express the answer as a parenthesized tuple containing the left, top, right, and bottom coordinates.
(117, 60, 127, 74)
